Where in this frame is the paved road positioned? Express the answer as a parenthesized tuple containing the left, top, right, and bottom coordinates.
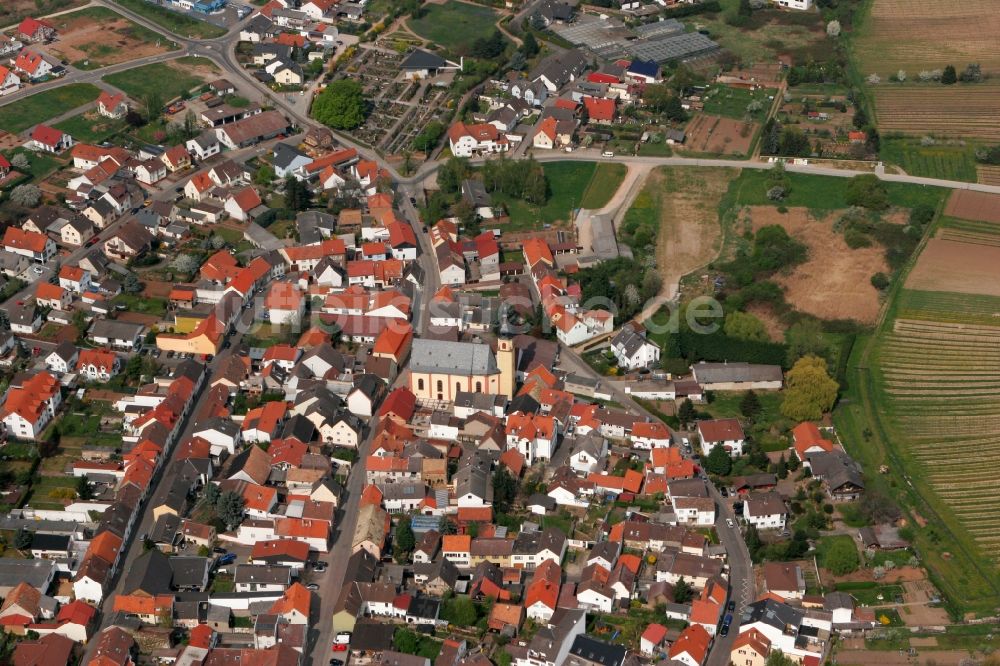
(706, 482, 754, 666)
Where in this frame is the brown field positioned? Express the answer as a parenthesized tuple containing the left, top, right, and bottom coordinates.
(906, 238, 1000, 297)
(682, 114, 756, 156)
(48, 11, 173, 68)
(873, 84, 1000, 141)
(854, 0, 1000, 77)
(651, 167, 739, 298)
(977, 165, 1000, 186)
(749, 206, 887, 323)
(945, 190, 1000, 224)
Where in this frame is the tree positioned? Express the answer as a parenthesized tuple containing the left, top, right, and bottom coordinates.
(285, 176, 311, 211)
(10, 153, 29, 170)
(776, 453, 788, 479)
(846, 174, 889, 211)
(960, 63, 982, 83)
(216, 491, 245, 530)
(412, 120, 445, 153)
(394, 517, 415, 563)
(704, 444, 733, 476)
(745, 524, 761, 557)
(825, 20, 841, 36)
(785, 319, 830, 365)
(781, 355, 839, 421)
(204, 482, 221, 508)
(870, 272, 890, 290)
(143, 91, 163, 124)
(123, 273, 142, 294)
(210, 235, 227, 250)
(437, 156, 469, 194)
(941, 64, 957, 85)
(10, 184, 41, 207)
(521, 31, 539, 57)
(673, 577, 694, 603)
(255, 164, 275, 186)
(766, 651, 798, 666)
(14, 527, 32, 551)
(724, 311, 770, 342)
(529, 12, 546, 30)
(492, 468, 517, 514)
(172, 254, 200, 275)
(740, 391, 762, 420)
(442, 596, 478, 626)
(393, 628, 420, 654)
(182, 110, 198, 139)
(76, 474, 92, 500)
(766, 186, 785, 201)
(312, 79, 367, 130)
(787, 449, 800, 471)
(471, 29, 505, 59)
(678, 399, 696, 425)
(821, 537, 860, 574)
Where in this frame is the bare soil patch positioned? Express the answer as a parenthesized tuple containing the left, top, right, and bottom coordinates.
(749, 206, 887, 324)
(49, 13, 172, 67)
(654, 167, 739, 292)
(117, 312, 161, 326)
(143, 280, 174, 299)
(906, 238, 1000, 297)
(944, 190, 1000, 224)
(682, 114, 757, 156)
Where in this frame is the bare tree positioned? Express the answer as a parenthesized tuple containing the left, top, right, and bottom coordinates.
(826, 20, 841, 36)
(10, 184, 40, 207)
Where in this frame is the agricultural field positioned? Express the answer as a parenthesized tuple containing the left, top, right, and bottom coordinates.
(493, 161, 625, 230)
(845, 191, 1000, 615)
(47, 7, 176, 70)
(945, 190, 1000, 224)
(748, 206, 888, 324)
(879, 138, 978, 183)
(0, 83, 102, 134)
(872, 84, 1000, 142)
(408, 1, 499, 55)
(103, 57, 219, 101)
(109, 0, 227, 38)
(681, 114, 757, 156)
(852, 0, 1000, 78)
(976, 165, 1000, 186)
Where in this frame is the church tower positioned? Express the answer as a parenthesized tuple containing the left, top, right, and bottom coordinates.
(497, 337, 515, 399)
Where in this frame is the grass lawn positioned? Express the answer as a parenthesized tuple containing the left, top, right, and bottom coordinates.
(702, 390, 788, 450)
(55, 113, 127, 143)
(814, 534, 860, 571)
(493, 161, 617, 230)
(727, 169, 948, 210)
(702, 84, 775, 121)
(112, 293, 167, 317)
(104, 61, 208, 101)
(637, 140, 674, 157)
(834, 581, 904, 605)
(244, 323, 295, 348)
(27, 476, 79, 505)
(408, 1, 499, 54)
(579, 163, 627, 209)
(109, 0, 226, 38)
(880, 138, 978, 183)
(0, 83, 102, 133)
(7, 148, 63, 184)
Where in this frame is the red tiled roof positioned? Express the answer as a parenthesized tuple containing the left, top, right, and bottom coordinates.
(5, 227, 49, 253)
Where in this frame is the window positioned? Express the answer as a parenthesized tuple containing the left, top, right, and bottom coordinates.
(456, 382, 461, 394)
(418, 378, 424, 391)
(475, 381, 482, 392)
(436, 380, 443, 392)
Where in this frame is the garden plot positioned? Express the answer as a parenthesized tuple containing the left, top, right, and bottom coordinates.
(681, 114, 756, 156)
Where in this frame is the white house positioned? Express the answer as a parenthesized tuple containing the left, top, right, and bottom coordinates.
(0, 371, 62, 441)
(611, 323, 660, 370)
(447, 122, 509, 158)
(697, 418, 746, 457)
(743, 492, 787, 530)
(568, 433, 606, 476)
(673, 497, 716, 527)
(775, 0, 811, 8)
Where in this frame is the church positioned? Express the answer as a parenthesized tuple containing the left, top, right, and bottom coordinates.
(409, 338, 514, 402)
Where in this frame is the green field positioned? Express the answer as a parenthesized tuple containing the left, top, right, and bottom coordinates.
(408, 1, 499, 54)
(0, 84, 102, 134)
(880, 138, 978, 183)
(109, 0, 227, 38)
(727, 169, 947, 210)
(55, 113, 127, 143)
(835, 207, 1000, 617)
(702, 84, 775, 121)
(104, 59, 213, 101)
(493, 161, 625, 230)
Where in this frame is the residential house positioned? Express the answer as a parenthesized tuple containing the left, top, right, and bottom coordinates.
(697, 418, 746, 457)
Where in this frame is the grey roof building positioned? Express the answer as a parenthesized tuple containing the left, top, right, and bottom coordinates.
(410, 339, 498, 376)
(0, 558, 56, 596)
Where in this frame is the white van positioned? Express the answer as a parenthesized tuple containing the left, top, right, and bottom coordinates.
(602, 151, 614, 157)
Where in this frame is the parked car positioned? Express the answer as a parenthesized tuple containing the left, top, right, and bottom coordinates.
(212, 547, 227, 554)
(306, 583, 320, 591)
(218, 553, 237, 565)
(725, 518, 735, 529)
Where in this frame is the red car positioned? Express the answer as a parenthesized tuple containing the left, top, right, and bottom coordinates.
(331, 644, 347, 652)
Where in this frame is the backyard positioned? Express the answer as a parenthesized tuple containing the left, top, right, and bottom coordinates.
(55, 112, 127, 144)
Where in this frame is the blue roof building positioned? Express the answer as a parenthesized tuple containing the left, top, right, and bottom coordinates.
(627, 58, 660, 82)
(193, 0, 226, 13)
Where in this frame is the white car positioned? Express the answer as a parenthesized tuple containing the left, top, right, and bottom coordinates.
(334, 633, 351, 645)
(726, 518, 735, 529)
